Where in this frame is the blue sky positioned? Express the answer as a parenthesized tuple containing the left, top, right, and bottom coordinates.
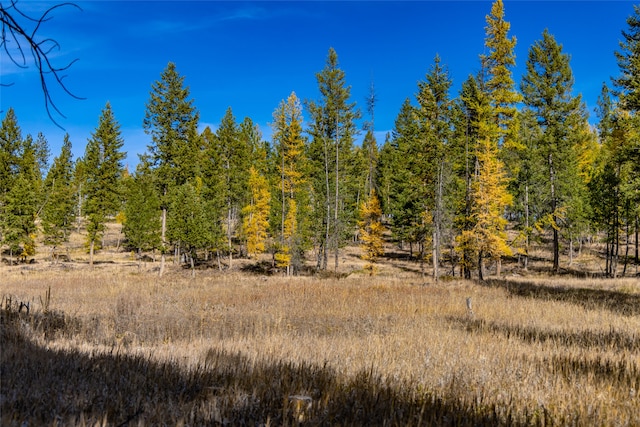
(0, 1, 635, 167)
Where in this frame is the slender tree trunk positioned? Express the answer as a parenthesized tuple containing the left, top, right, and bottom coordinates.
(159, 206, 166, 277)
(478, 250, 484, 281)
(190, 252, 195, 278)
(623, 217, 630, 277)
(569, 238, 574, 266)
(432, 229, 439, 282)
(227, 206, 233, 269)
(334, 122, 340, 273)
(635, 214, 639, 273)
(549, 154, 560, 273)
(433, 161, 443, 282)
(89, 240, 95, 267)
(322, 131, 330, 271)
(524, 183, 530, 271)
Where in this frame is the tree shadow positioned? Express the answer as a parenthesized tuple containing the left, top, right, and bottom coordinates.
(449, 315, 640, 353)
(482, 278, 640, 316)
(2, 308, 530, 426)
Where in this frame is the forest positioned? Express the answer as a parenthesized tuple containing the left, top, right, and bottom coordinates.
(1, 0, 639, 280)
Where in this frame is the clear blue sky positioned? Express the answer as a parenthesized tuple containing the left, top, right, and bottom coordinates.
(0, 1, 635, 167)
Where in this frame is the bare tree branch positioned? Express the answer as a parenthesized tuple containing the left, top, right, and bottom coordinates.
(1, 0, 84, 129)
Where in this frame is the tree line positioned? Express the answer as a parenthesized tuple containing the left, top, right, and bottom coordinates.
(1, 0, 639, 278)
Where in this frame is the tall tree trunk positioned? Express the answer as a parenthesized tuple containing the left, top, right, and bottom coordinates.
(432, 229, 439, 282)
(159, 205, 166, 277)
(635, 214, 639, 273)
(334, 123, 340, 273)
(549, 153, 560, 273)
(227, 206, 233, 269)
(524, 183, 530, 270)
(89, 240, 95, 267)
(478, 250, 484, 281)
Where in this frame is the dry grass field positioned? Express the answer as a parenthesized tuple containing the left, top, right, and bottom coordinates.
(1, 236, 640, 426)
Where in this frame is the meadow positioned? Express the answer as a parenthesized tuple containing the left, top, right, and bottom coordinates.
(1, 244, 640, 426)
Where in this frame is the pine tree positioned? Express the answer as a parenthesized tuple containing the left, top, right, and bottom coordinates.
(306, 48, 360, 271)
(612, 6, 640, 273)
(41, 134, 75, 260)
(143, 62, 200, 275)
(167, 179, 208, 276)
(200, 126, 226, 267)
(122, 168, 161, 261)
(84, 102, 126, 266)
(214, 107, 250, 267)
(379, 98, 422, 253)
(614, 4, 640, 112)
(521, 29, 588, 273)
(0, 110, 42, 262)
(0, 108, 23, 253)
(449, 76, 484, 278)
(415, 55, 453, 280)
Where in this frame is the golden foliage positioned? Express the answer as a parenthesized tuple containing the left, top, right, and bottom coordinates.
(358, 190, 385, 273)
(242, 167, 271, 258)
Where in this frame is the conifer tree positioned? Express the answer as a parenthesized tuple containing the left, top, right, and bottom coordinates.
(122, 168, 161, 261)
(0, 108, 23, 253)
(84, 102, 126, 266)
(415, 55, 453, 279)
(358, 189, 385, 275)
(306, 48, 360, 271)
(521, 30, 588, 273)
(242, 166, 271, 259)
(214, 107, 250, 267)
(379, 98, 422, 252)
(483, 0, 522, 149)
(455, 82, 513, 280)
(143, 62, 200, 275)
(449, 76, 484, 278)
(41, 134, 75, 260)
(167, 179, 208, 276)
(272, 92, 309, 274)
(0, 111, 42, 262)
(614, 4, 640, 112)
(200, 126, 226, 266)
(612, 6, 640, 272)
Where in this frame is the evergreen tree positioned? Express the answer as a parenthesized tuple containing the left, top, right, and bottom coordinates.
(449, 76, 485, 278)
(167, 179, 209, 276)
(415, 55, 453, 279)
(521, 29, 588, 273)
(0, 108, 23, 251)
(378, 98, 422, 253)
(122, 168, 162, 261)
(143, 62, 200, 275)
(306, 48, 360, 271)
(84, 102, 126, 265)
(41, 134, 75, 260)
(200, 126, 226, 266)
(214, 107, 250, 267)
(614, 4, 640, 112)
(0, 110, 42, 262)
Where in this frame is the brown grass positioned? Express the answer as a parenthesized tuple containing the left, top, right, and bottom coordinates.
(2, 256, 639, 426)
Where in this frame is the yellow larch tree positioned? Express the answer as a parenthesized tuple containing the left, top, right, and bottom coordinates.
(242, 166, 270, 258)
(358, 189, 385, 275)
